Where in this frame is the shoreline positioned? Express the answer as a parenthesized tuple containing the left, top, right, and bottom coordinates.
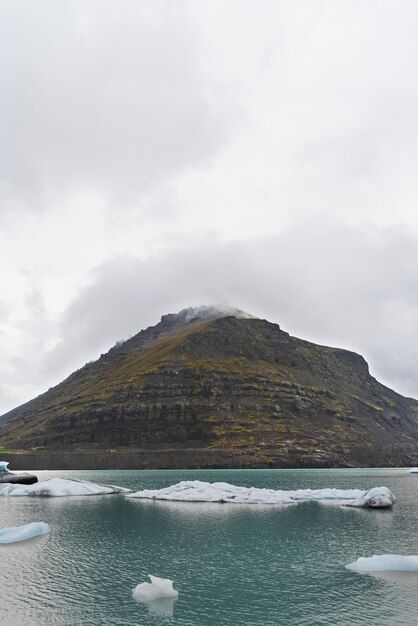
(1, 447, 416, 471)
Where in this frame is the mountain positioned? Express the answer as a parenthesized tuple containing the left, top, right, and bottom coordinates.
(1, 306, 418, 469)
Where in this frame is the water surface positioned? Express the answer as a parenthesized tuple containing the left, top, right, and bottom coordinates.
(1, 468, 418, 625)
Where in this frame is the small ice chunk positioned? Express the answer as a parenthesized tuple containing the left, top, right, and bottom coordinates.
(0, 461, 9, 472)
(0, 522, 50, 544)
(132, 575, 179, 602)
(0, 478, 127, 497)
(347, 554, 418, 572)
(409, 468, 418, 474)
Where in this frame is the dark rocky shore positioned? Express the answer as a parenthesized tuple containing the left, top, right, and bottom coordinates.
(2, 443, 417, 471)
(0, 470, 37, 484)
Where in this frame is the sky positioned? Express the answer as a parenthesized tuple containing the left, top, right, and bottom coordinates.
(1, 0, 418, 415)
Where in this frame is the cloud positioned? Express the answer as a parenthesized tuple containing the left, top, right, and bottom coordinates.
(0, 0, 227, 210)
(0, 273, 58, 414)
(173, 0, 418, 233)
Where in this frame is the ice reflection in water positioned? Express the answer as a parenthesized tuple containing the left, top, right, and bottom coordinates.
(146, 596, 177, 618)
(367, 571, 418, 586)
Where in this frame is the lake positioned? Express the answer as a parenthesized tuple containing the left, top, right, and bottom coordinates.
(1, 468, 418, 625)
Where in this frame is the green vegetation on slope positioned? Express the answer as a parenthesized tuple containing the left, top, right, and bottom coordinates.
(0, 314, 417, 467)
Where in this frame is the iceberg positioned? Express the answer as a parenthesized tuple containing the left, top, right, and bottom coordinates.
(0, 461, 9, 472)
(347, 555, 418, 573)
(409, 468, 418, 474)
(343, 486, 395, 508)
(132, 575, 179, 602)
(127, 480, 395, 508)
(0, 478, 128, 497)
(0, 522, 50, 544)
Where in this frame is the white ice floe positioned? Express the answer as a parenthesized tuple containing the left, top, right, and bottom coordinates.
(409, 468, 418, 474)
(0, 522, 50, 544)
(347, 555, 418, 572)
(132, 575, 179, 602)
(344, 486, 395, 508)
(0, 461, 9, 472)
(0, 478, 128, 497)
(126, 480, 395, 508)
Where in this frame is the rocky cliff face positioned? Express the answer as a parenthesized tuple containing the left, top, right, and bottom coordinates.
(1, 307, 418, 468)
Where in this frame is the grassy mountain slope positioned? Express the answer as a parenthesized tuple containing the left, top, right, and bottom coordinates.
(1, 312, 418, 468)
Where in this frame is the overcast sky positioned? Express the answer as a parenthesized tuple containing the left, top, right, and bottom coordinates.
(1, 0, 418, 415)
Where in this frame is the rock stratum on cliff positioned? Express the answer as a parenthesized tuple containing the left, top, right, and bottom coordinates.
(1, 306, 418, 469)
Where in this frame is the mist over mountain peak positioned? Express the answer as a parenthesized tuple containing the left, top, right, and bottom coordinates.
(161, 305, 254, 326)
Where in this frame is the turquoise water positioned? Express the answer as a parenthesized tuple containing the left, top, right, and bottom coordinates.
(1, 468, 418, 625)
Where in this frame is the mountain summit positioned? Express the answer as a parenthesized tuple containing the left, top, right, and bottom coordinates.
(1, 307, 418, 469)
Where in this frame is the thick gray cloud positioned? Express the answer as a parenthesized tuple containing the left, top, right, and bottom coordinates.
(0, 0, 227, 208)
